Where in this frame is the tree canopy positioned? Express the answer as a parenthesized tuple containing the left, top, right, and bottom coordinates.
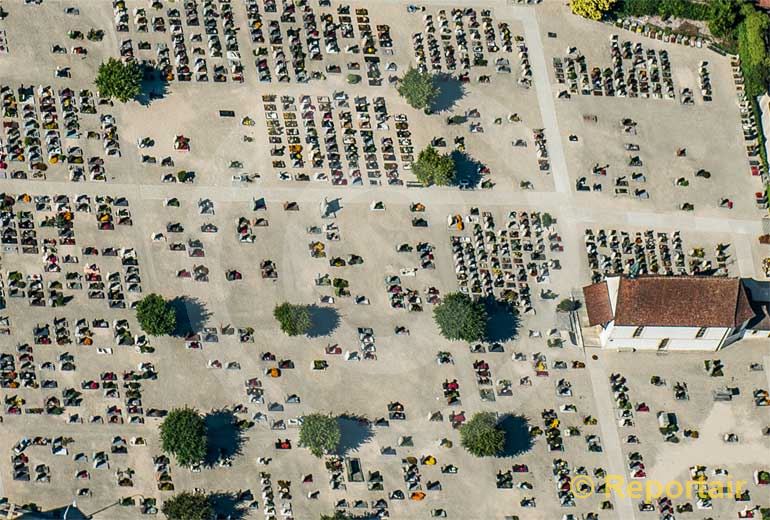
(160, 407, 208, 467)
(161, 491, 213, 520)
(299, 413, 341, 458)
(413, 146, 456, 186)
(136, 293, 177, 336)
(95, 58, 143, 102)
(708, 0, 741, 38)
(738, 3, 770, 96)
(273, 302, 312, 336)
(397, 67, 439, 110)
(320, 512, 352, 520)
(556, 298, 581, 313)
(571, 0, 616, 21)
(460, 412, 505, 457)
(433, 292, 487, 342)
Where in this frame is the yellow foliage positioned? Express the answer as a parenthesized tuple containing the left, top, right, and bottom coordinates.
(571, 0, 616, 21)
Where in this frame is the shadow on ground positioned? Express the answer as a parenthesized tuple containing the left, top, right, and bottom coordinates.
(137, 66, 170, 106)
(337, 415, 374, 456)
(204, 410, 245, 466)
(169, 296, 211, 336)
(308, 305, 340, 338)
(483, 297, 520, 342)
(209, 491, 247, 520)
(498, 414, 534, 458)
(450, 150, 484, 187)
(431, 74, 465, 113)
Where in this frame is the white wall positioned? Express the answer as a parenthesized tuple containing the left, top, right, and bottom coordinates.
(601, 325, 730, 351)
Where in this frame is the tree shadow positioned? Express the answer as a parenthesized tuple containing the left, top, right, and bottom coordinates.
(483, 297, 520, 342)
(169, 296, 211, 337)
(450, 150, 483, 187)
(497, 414, 534, 458)
(209, 491, 248, 520)
(137, 65, 170, 106)
(337, 415, 374, 456)
(204, 409, 245, 466)
(431, 74, 465, 113)
(307, 305, 340, 338)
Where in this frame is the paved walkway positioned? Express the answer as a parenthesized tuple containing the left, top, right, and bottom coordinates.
(520, 8, 571, 194)
(587, 359, 636, 520)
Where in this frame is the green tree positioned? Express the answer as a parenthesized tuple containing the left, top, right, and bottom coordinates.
(136, 294, 176, 336)
(161, 491, 213, 520)
(709, 0, 741, 38)
(738, 3, 770, 96)
(273, 303, 312, 336)
(397, 67, 439, 111)
(299, 413, 341, 457)
(433, 292, 487, 342)
(570, 0, 616, 20)
(95, 58, 143, 102)
(556, 298, 581, 312)
(460, 412, 505, 457)
(320, 513, 352, 520)
(413, 146, 456, 186)
(160, 408, 208, 467)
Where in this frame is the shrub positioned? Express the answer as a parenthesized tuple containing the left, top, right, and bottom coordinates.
(571, 0, 617, 20)
(557, 298, 581, 312)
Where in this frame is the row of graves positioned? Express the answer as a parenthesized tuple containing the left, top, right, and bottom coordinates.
(1, 192, 134, 252)
(609, 366, 770, 514)
(263, 92, 413, 186)
(495, 353, 605, 520)
(0, 192, 140, 308)
(584, 227, 733, 283)
(410, 8, 528, 86)
(0, 84, 119, 182)
(553, 35, 675, 100)
(447, 208, 563, 315)
(114, 0, 244, 82)
(246, 0, 393, 85)
(730, 56, 768, 184)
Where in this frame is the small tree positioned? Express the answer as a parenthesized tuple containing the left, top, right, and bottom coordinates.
(433, 292, 487, 342)
(397, 67, 439, 111)
(413, 146, 456, 186)
(95, 58, 143, 102)
(556, 298, 581, 313)
(136, 294, 176, 336)
(160, 407, 208, 467)
(541, 212, 554, 228)
(460, 412, 505, 457)
(570, 0, 616, 20)
(299, 413, 341, 457)
(274, 303, 312, 336)
(161, 491, 213, 520)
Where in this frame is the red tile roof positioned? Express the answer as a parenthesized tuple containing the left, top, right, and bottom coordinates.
(583, 281, 613, 326)
(613, 276, 753, 328)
